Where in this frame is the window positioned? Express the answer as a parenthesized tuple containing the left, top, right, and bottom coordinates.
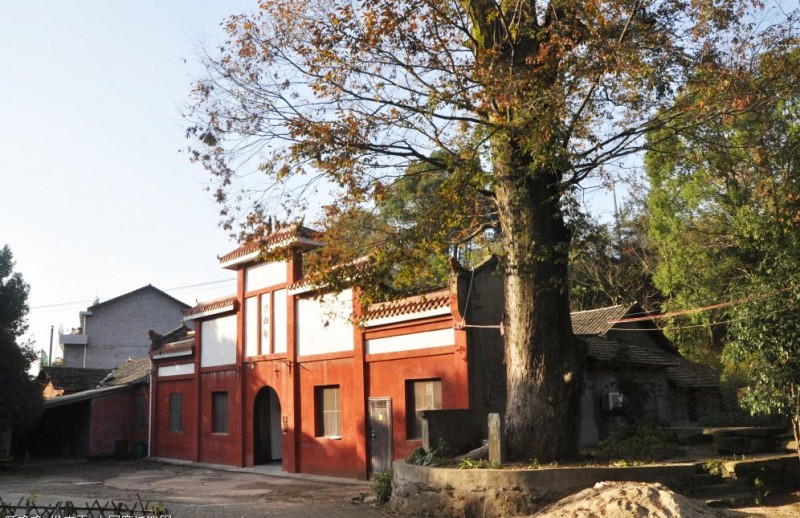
(168, 393, 183, 433)
(212, 391, 229, 433)
(315, 386, 341, 437)
(134, 394, 146, 430)
(407, 379, 442, 439)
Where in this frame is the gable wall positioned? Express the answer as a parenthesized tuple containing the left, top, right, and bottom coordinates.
(80, 290, 187, 369)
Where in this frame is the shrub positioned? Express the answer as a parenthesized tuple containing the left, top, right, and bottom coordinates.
(373, 470, 393, 504)
(588, 424, 683, 463)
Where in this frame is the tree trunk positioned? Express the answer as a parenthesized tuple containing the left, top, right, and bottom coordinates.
(494, 135, 586, 462)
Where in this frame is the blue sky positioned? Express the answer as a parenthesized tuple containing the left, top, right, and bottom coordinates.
(1, 1, 626, 364)
(0, 1, 257, 359)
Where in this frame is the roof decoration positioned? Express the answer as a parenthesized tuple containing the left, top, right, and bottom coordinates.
(363, 289, 451, 327)
(182, 296, 237, 321)
(219, 222, 322, 269)
(152, 338, 194, 359)
(287, 255, 372, 295)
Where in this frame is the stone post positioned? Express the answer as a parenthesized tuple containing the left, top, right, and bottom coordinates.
(488, 413, 504, 465)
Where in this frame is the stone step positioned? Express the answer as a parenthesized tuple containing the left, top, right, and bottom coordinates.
(704, 491, 758, 508)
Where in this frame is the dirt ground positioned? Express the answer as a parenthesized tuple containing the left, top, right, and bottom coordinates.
(0, 458, 387, 517)
(2, 458, 800, 517)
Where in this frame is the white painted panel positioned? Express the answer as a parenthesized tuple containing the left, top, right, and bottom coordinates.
(244, 297, 258, 358)
(245, 261, 287, 292)
(274, 289, 287, 354)
(158, 363, 195, 377)
(261, 294, 271, 354)
(201, 315, 238, 367)
(366, 328, 455, 355)
(297, 289, 354, 356)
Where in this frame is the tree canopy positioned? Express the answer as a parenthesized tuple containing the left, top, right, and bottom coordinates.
(187, 0, 797, 461)
(0, 245, 43, 434)
(646, 46, 800, 452)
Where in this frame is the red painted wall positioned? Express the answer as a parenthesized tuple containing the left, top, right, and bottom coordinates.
(242, 357, 292, 467)
(367, 348, 463, 460)
(296, 354, 364, 478)
(152, 377, 197, 461)
(198, 368, 242, 465)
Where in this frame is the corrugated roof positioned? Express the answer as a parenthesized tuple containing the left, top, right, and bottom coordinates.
(43, 384, 132, 409)
(571, 305, 631, 335)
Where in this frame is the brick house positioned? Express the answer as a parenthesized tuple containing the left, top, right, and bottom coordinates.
(28, 358, 151, 458)
(59, 285, 189, 369)
(148, 226, 718, 479)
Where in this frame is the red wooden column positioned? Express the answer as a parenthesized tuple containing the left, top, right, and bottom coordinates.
(283, 249, 303, 472)
(351, 288, 369, 480)
(450, 283, 470, 408)
(237, 263, 248, 467)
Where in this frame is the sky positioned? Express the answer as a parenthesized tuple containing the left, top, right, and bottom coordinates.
(0, 1, 626, 366)
(0, 1, 259, 362)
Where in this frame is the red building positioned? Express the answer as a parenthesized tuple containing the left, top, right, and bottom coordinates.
(149, 225, 481, 479)
(149, 225, 719, 479)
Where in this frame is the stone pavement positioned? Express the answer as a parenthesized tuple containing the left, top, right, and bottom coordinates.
(0, 458, 390, 518)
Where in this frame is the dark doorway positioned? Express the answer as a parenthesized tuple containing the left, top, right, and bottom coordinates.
(368, 398, 392, 474)
(254, 387, 282, 464)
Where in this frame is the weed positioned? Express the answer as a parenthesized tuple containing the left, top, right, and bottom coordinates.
(458, 458, 485, 469)
(373, 470, 393, 504)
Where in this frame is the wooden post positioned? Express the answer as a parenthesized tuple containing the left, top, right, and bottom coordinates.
(488, 413, 504, 465)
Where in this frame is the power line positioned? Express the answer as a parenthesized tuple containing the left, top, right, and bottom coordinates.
(28, 278, 237, 311)
(607, 284, 799, 325)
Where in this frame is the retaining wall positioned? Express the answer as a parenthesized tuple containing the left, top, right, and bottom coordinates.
(391, 460, 697, 517)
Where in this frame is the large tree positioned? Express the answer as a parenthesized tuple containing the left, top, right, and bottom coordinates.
(187, 0, 794, 461)
(0, 245, 43, 436)
(647, 47, 800, 449)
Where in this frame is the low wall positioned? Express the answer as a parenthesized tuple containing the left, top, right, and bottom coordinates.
(391, 460, 697, 517)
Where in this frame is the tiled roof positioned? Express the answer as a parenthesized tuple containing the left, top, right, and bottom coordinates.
(571, 305, 631, 335)
(363, 289, 451, 322)
(287, 256, 372, 294)
(583, 336, 678, 367)
(153, 338, 194, 358)
(40, 367, 110, 393)
(666, 356, 721, 388)
(90, 284, 189, 311)
(99, 358, 151, 386)
(182, 296, 237, 320)
(219, 225, 321, 266)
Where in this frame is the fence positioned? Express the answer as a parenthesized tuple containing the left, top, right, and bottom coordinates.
(0, 496, 169, 518)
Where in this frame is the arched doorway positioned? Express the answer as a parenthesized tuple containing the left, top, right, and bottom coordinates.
(254, 386, 282, 465)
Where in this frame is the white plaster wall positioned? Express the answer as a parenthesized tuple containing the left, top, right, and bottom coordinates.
(296, 289, 354, 356)
(366, 328, 455, 355)
(158, 363, 195, 377)
(201, 315, 237, 367)
(274, 289, 288, 354)
(245, 261, 287, 292)
(244, 297, 258, 357)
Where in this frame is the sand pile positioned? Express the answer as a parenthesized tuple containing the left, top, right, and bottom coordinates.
(532, 481, 734, 517)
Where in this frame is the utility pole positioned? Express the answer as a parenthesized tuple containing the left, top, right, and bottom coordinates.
(48, 325, 54, 367)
